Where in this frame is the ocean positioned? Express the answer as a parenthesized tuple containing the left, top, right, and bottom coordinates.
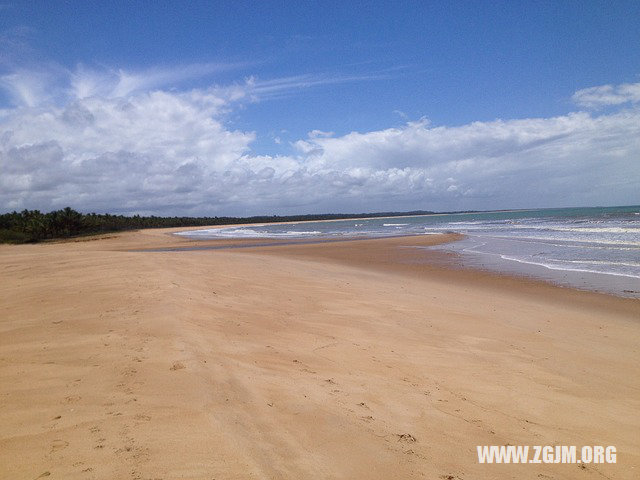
(177, 206, 640, 298)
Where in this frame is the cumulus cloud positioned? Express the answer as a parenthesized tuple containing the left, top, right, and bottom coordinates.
(0, 67, 639, 215)
(292, 111, 640, 210)
(572, 81, 640, 109)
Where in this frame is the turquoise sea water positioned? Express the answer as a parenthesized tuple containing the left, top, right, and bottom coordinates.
(177, 206, 640, 298)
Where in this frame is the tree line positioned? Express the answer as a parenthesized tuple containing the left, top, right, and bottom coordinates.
(0, 207, 437, 243)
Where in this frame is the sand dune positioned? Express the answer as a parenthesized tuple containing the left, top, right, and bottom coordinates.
(1, 228, 638, 479)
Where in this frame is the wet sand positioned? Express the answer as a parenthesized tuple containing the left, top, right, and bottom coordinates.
(0, 227, 638, 479)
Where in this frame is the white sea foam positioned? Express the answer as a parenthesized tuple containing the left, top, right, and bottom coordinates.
(557, 259, 640, 267)
(447, 220, 489, 225)
(498, 255, 640, 279)
(509, 225, 639, 234)
(486, 234, 640, 247)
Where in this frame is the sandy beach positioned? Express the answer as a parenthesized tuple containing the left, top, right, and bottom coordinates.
(1, 228, 638, 480)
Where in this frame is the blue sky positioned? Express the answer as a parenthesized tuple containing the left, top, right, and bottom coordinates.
(1, 1, 639, 215)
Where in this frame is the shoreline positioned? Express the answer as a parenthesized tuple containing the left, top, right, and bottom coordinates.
(155, 228, 639, 303)
(171, 207, 640, 300)
(1, 228, 638, 479)
(236, 232, 639, 317)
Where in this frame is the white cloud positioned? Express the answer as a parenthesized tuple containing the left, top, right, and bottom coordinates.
(0, 62, 247, 108)
(292, 110, 640, 210)
(572, 81, 640, 109)
(73, 62, 246, 100)
(0, 65, 69, 107)
(0, 68, 639, 215)
(308, 130, 334, 138)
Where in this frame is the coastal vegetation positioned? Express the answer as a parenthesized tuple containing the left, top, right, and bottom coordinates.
(0, 207, 437, 244)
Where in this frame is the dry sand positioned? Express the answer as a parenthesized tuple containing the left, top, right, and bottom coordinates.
(0, 228, 638, 480)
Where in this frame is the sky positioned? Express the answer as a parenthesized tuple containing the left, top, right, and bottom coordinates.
(1, 1, 639, 216)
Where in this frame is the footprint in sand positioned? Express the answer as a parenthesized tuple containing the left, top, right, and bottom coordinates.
(50, 439, 69, 453)
(170, 361, 185, 371)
